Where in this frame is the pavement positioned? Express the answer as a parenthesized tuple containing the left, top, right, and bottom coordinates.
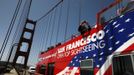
(3, 69, 30, 75)
(4, 69, 18, 75)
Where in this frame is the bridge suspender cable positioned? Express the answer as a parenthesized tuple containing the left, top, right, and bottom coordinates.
(49, 8, 57, 46)
(0, 0, 22, 60)
(6, 0, 33, 62)
(64, 0, 70, 42)
(78, 0, 82, 25)
(35, 0, 63, 51)
(36, 0, 63, 22)
(55, 2, 63, 44)
(44, 13, 53, 50)
(40, 17, 50, 52)
(48, 11, 54, 46)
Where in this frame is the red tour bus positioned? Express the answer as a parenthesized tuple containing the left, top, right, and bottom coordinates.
(35, 0, 134, 75)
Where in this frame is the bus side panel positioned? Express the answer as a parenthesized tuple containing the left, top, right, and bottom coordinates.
(54, 61, 70, 75)
(122, 43, 134, 54)
(104, 65, 112, 75)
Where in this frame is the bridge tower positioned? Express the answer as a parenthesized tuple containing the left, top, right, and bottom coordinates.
(13, 19, 36, 68)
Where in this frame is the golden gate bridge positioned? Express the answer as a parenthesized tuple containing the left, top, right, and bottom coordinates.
(0, 0, 127, 75)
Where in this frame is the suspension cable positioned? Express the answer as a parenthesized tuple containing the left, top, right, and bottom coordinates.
(50, 8, 57, 46)
(78, 0, 82, 25)
(40, 16, 49, 52)
(47, 11, 54, 47)
(5, 0, 33, 62)
(64, 0, 70, 42)
(0, 0, 22, 60)
(38, 21, 46, 53)
(36, 0, 63, 22)
(44, 12, 53, 50)
(41, 19, 49, 52)
(55, 2, 63, 44)
(36, 0, 63, 50)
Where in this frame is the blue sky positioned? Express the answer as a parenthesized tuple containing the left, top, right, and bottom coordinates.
(0, 0, 117, 66)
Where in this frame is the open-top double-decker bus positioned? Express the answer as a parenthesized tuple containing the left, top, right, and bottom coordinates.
(35, 0, 134, 75)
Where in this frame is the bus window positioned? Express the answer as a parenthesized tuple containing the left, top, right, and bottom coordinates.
(112, 55, 134, 75)
(80, 59, 93, 75)
(39, 65, 46, 75)
(47, 63, 55, 75)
